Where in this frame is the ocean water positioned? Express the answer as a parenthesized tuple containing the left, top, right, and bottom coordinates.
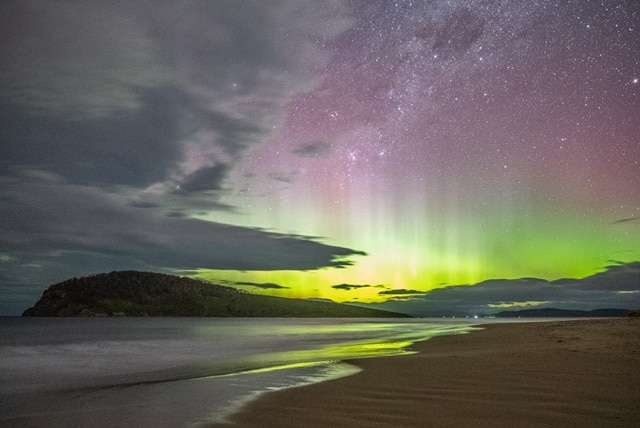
(0, 317, 478, 427)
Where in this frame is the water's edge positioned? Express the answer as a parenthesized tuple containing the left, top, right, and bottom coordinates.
(206, 325, 483, 426)
(208, 360, 363, 425)
(0, 317, 486, 427)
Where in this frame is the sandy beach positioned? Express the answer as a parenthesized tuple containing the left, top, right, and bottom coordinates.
(213, 318, 640, 428)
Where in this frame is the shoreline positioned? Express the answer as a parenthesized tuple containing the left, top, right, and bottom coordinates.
(0, 317, 476, 428)
(211, 318, 640, 427)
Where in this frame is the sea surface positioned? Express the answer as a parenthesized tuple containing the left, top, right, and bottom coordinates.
(0, 317, 480, 427)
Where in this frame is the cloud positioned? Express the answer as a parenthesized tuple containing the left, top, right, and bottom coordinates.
(363, 262, 640, 316)
(611, 217, 640, 225)
(292, 141, 333, 158)
(487, 301, 548, 309)
(378, 289, 425, 295)
(332, 283, 383, 291)
(0, 173, 366, 270)
(232, 281, 290, 290)
(268, 171, 298, 184)
(0, 0, 170, 119)
(1, 1, 352, 120)
(0, 0, 354, 210)
(0, 171, 366, 312)
(178, 164, 230, 193)
(0, 0, 357, 232)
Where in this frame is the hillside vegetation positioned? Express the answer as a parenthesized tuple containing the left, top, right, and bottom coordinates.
(22, 271, 409, 318)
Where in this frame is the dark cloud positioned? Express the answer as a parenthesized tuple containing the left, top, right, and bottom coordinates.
(187, 107, 264, 160)
(0, 1, 170, 119)
(292, 141, 333, 158)
(0, 174, 366, 271)
(178, 164, 229, 193)
(165, 212, 187, 218)
(128, 201, 161, 209)
(611, 217, 640, 225)
(0, 172, 366, 313)
(363, 262, 640, 316)
(268, 171, 298, 184)
(0, 0, 353, 208)
(0, 89, 183, 188)
(378, 289, 425, 295)
(331, 283, 382, 291)
(232, 281, 290, 290)
(0, 1, 351, 119)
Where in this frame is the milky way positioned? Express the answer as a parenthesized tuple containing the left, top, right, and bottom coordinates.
(210, 0, 640, 301)
(0, 0, 639, 314)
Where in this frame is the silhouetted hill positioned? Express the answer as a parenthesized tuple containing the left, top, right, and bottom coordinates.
(494, 308, 633, 318)
(22, 271, 410, 318)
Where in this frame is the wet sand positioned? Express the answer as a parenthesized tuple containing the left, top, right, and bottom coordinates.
(213, 318, 640, 427)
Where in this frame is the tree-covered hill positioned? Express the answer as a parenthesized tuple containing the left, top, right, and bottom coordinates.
(22, 271, 410, 318)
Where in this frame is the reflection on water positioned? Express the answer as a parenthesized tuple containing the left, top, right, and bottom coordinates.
(0, 318, 480, 390)
(206, 339, 416, 381)
(191, 319, 480, 425)
(0, 317, 480, 428)
(190, 319, 479, 378)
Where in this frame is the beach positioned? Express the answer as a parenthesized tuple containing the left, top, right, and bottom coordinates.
(214, 318, 640, 428)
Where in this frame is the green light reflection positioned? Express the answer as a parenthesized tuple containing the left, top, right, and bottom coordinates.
(193, 321, 481, 378)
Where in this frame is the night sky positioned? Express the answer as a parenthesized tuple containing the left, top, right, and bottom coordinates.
(1, 0, 639, 315)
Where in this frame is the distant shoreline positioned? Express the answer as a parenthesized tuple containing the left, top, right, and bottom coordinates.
(213, 318, 640, 427)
